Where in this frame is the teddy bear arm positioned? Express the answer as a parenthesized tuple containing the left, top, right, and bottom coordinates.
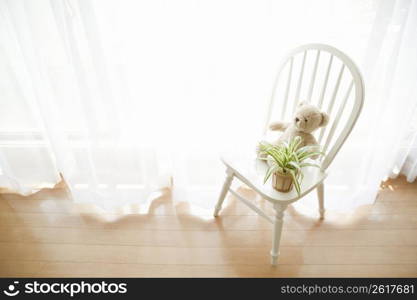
(303, 134, 321, 160)
(304, 134, 318, 146)
(269, 121, 290, 132)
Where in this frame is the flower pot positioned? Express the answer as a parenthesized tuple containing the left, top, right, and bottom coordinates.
(272, 171, 294, 192)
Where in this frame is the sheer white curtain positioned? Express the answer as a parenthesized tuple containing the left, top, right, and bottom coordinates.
(0, 0, 416, 210)
(391, 112, 417, 183)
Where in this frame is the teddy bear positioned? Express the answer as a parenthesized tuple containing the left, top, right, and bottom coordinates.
(266, 102, 329, 159)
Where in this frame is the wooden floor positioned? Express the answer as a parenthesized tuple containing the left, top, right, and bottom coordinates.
(0, 176, 416, 277)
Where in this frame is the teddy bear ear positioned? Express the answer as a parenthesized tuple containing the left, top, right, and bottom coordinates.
(320, 112, 330, 127)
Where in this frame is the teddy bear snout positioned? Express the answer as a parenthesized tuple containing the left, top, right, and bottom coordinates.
(295, 116, 307, 128)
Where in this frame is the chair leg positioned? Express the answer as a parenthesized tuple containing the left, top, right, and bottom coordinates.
(271, 203, 287, 266)
(317, 182, 325, 219)
(213, 168, 234, 217)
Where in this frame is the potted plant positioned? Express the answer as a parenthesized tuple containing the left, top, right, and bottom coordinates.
(258, 136, 323, 195)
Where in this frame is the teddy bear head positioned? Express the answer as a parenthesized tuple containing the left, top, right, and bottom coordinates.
(293, 102, 329, 133)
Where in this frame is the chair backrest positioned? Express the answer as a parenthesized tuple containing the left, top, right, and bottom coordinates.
(264, 44, 364, 170)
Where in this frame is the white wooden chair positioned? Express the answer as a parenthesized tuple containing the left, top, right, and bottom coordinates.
(214, 44, 364, 265)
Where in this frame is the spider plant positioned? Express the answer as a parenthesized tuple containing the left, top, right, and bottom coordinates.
(258, 136, 324, 195)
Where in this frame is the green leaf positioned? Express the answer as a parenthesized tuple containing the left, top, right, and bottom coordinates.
(263, 165, 279, 184)
(299, 162, 321, 168)
(288, 161, 301, 170)
(289, 169, 301, 196)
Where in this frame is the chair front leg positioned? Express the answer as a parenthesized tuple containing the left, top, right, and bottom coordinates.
(271, 202, 287, 266)
(213, 168, 234, 217)
(317, 182, 325, 219)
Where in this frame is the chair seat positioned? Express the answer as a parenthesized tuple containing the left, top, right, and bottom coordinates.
(221, 152, 327, 204)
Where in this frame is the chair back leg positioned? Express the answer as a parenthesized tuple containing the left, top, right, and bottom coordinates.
(213, 168, 234, 217)
(317, 182, 325, 219)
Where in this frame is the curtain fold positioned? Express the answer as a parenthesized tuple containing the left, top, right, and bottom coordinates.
(0, 0, 416, 210)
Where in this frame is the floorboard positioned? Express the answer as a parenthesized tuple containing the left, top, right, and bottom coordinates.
(0, 176, 416, 277)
